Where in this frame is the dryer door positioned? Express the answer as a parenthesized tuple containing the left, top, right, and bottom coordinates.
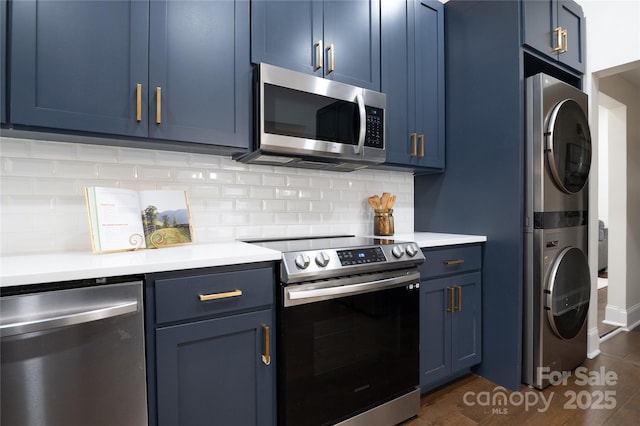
(545, 99, 592, 194)
(546, 246, 590, 340)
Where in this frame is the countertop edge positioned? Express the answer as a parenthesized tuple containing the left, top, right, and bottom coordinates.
(1, 233, 487, 288)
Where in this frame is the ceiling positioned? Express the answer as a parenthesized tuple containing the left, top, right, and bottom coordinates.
(617, 67, 640, 89)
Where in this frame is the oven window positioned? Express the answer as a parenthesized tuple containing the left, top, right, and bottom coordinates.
(264, 84, 359, 145)
(279, 284, 418, 426)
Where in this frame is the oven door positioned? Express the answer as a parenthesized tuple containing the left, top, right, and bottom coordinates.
(278, 269, 420, 426)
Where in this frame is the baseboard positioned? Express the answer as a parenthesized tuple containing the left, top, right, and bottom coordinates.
(587, 327, 601, 358)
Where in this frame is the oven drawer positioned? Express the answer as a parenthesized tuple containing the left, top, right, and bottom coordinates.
(419, 245, 482, 279)
(154, 268, 273, 324)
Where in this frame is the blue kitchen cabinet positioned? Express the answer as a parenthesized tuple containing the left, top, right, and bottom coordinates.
(251, 0, 381, 90)
(419, 245, 482, 393)
(1, 0, 6, 124)
(10, 0, 250, 149)
(145, 265, 276, 426)
(10, 0, 149, 137)
(381, 0, 444, 171)
(523, 0, 585, 73)
(148, 0, 250, 148)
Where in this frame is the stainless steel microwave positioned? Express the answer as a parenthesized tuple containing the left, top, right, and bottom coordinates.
(234, 63, 386, 171)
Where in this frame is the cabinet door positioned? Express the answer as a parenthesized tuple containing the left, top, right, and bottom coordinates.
(1, 0, 6, 124)
(522, 0, 555, 59)
(10, 0, 148, 136)
(251, 0, 323, 77)
(420, 277, 452, 391)
(149, 0, 251, 148)
(156, 310, 274, 426)
(522, 0, 584, 73)
(380, 0, 410, 165)
(413, 0, 444, 168)
(557, 0, 585, 72)
(323, 0, 381, 90)
(451, 272, 482, 371)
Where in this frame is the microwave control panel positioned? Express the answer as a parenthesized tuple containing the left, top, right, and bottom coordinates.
(365, 106, 384, 148)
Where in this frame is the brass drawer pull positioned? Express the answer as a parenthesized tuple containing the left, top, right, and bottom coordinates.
(410, 133, 418, 156)
(327, 43, 335, 73)
(443, 259, 464, 265)
(315, 40, 323, 70)
(262, 325, 271, 365)
(136, 83, 142, 122)
(198, 289, 243, 302)
(447, 287, 455, 313)
(455, 285, 462, 311)
(156, 87, 162, 124)
(418, 134, 425, 157)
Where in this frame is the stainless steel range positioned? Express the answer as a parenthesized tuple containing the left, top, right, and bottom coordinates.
(249, 236, 424, 426)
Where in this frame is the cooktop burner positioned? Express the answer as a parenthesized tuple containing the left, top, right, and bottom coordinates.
(246, 235, 424, 284)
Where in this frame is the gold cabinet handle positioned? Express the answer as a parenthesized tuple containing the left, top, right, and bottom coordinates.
(156, 87, 162, 124)
(455, 286, 462, 311)
(262, 325, 271, 365)
(410, 133, 417, 156)
(315, 40, 323, 70)
(327, 43, 335, 73)
(418, 134, 425, 157)
(560, 29, 568, 54)
(136, 83, 142, 122)
(447, 287, 455, 313)
(552, 26, 564, 52)
(198, 289, 243, 302)
(444, 259, 464, 265)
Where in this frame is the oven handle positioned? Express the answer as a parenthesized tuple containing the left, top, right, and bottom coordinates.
(286, 271, 420, 303)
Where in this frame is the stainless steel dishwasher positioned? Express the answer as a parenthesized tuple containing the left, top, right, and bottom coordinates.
(1, 279, 148, 426)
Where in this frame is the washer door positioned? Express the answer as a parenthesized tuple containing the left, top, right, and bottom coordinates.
(545, 99, 592, 194)
(546, 246, 590, 340)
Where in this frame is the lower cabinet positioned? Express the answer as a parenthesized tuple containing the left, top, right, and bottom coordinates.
(145, 265, 276, 426)
(419, 245, 482, 393)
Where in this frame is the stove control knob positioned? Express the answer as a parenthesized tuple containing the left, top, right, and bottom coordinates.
(406, 244, 418, 257)
(315, 251, 330, 267)
(295, 254, 310, 269)
(392, 246, 405, 259)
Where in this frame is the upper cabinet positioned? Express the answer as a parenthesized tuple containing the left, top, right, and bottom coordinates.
(251, 0, 381, 91)
(381, 0, 444, 171)
(10, 0, 250, 149)
(523, 0, 585, 73)
(1, 0, 6, 124)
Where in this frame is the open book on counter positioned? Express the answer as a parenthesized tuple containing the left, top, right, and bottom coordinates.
(84, 187, 194, 253)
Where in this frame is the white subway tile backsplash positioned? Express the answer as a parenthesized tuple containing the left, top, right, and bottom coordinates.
(1, 137, 414, 255)
(32, 140, 77, 160)
(5, 158, 55, 177)
(1, 137, 31, 157)
(53, 160, 99, 178)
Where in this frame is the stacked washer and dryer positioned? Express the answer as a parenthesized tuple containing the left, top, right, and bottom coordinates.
(523, 73, 593, 389)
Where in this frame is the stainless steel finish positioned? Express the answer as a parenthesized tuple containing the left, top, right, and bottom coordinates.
(524, 73, 591, 389)
(1, 299, 137, 337)
(526, 73, 589, 214)
(334, 388, 420, 426)
(235, 63, 386, 170)
(1, 281, 148, 426)
(284, 268, 420, 307)
(280, 241, 423, 284)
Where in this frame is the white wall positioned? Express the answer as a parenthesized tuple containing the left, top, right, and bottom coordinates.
(599, 75, 640, 326)
(0, 136, 414, 255)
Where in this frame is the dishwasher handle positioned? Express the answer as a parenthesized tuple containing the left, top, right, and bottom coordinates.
(0, 300, 138, 338)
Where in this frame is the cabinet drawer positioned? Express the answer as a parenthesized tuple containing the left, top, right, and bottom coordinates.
(155, 268, 273, 324)
(419, 245, 481, 279)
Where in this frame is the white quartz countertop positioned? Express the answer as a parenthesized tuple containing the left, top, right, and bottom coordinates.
(0, 232, 486, 288)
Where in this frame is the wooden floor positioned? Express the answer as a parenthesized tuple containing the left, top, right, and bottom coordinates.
(405, 327, 640, 425)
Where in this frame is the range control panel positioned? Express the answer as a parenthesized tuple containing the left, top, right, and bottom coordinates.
(280, 242, 424, 284)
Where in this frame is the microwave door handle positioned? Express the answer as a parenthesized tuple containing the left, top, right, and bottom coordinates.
(355, 93, 366, 154)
